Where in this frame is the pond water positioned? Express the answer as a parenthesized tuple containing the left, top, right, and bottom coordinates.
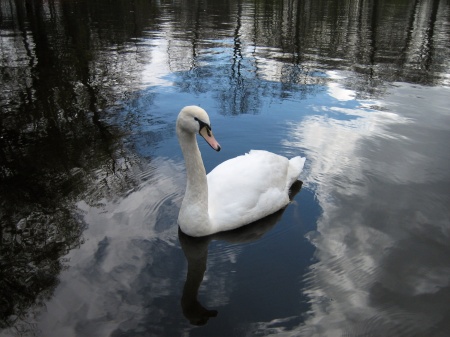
(1, 0, 450, 336)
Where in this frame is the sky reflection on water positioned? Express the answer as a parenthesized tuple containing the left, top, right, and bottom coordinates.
(280, 82, 450, 337)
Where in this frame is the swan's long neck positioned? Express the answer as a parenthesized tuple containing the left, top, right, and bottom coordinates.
(177, 129, 212, 236)
(179, 132, 208, 202)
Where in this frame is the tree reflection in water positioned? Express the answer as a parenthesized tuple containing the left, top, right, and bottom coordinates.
(0, 0, 155, 330)
(0, 209, 83, 329)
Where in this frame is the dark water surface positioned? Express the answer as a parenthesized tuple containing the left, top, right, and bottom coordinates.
(1, 0, 450, 336)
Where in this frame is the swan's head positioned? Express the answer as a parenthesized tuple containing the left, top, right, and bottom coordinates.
(177, 106, 221, 151)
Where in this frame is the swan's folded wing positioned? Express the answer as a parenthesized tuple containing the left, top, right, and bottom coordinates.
(206, 150, 292, 232)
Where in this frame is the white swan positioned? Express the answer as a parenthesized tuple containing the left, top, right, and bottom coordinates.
(177, 105, 306, 237)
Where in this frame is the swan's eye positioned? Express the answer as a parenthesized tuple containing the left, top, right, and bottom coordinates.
(194, 117, 212, 136)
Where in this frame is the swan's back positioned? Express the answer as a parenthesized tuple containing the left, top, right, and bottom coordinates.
(207, 150, 305, 233)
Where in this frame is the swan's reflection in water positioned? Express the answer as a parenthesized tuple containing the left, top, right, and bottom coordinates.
(179, 231, 218, 325)
(178, 181, 302, 325)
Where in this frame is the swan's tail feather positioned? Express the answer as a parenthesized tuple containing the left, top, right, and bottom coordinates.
(287, 156, 306, 188)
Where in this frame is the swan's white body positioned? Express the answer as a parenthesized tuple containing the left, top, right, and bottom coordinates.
(177, 106, 305, 237)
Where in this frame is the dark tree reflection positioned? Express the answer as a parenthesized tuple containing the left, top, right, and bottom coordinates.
(161, 0, 449, 111)
(0, 208, 85, 330)
(0, 0, 159, 331)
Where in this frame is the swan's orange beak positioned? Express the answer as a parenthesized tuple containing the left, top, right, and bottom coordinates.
(199, 126, 221, 151)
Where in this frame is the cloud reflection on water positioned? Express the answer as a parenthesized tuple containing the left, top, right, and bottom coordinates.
(253, 81, 450, 336)
(26, 158, 187, 337)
